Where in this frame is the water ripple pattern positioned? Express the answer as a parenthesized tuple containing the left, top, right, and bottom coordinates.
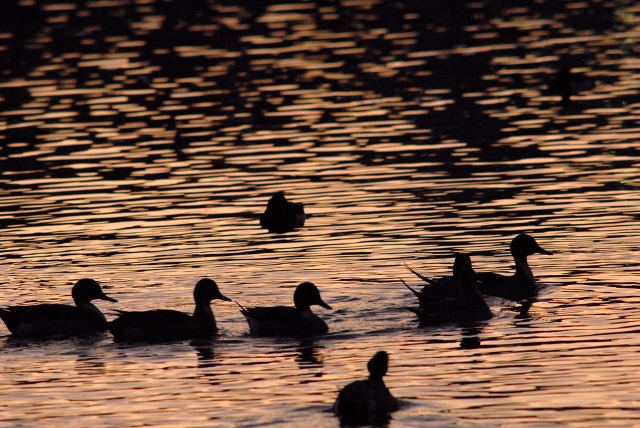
(1, 0, 640, 426)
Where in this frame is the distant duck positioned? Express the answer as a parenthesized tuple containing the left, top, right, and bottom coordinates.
(477, 233, 553, 301)
(0, 278, 117, 338)
(549, 66, 593, 105)
(406, 268, 492, 325)
(238, 282, 331, 337)
(259, 191, 306, 233)
(108, 278, 231, 343)
(331, 350, 399, 426)
(403, 253, 472, 302)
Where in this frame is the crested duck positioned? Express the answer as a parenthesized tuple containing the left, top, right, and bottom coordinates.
(0, 278, 117, 338)
(259, 191, 306, 233)
(238, 282, 331, 337)
(108, 278, 230, 343)
(332, 350, 399, 426)
(477, 233, 553, 301)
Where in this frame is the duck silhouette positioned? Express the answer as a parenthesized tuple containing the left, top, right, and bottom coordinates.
(259, 191, 306, 233)
(0, 278, 117, 338)
(332, 350, 399, 426)
(108, 278, 231, 343)
(404, 253, 472, 302)
(407, 268, 492, 325)
(238, 282, 331, 337)
(476, 233, 553, 301)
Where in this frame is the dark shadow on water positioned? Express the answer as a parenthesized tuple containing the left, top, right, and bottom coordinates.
(459, 323, 487, 350)
(295, 338, 324, 368)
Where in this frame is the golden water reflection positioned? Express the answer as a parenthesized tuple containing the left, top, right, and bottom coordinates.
(2, 0, 640, 426)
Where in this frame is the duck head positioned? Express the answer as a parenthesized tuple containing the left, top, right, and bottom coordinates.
(458, 268, 479, 297)
(367, 351, 389, 380)
(194, 278, 232, 304)
(266, 191, 288, 209)
(293, 282, 332, 311)
(511, 234, 553, 261)
(71, 278, 117, 305)
(451, 253, 472, 280)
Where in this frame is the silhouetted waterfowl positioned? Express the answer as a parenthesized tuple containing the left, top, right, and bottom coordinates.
(0, 278, 117, 338)
(549, 66, 593, 105)
(404, 253, 472, 302)
(477, 233, 553, 301)
(259, 191, 306, 233)
(238, 282, 331, 337)
(407, 268, 492, 324)
(108, 278, 231, 343)
(332, 350, 399, 426)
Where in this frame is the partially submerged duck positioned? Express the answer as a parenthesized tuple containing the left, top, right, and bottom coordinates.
(0, 278, 117, 338)
(404, 253, 472, 302)
(238, 282, 331, 337)
(259, 191, 306, 233)
(332, 350, 399, 426)
(477, 233, 553, 301)
(108, 278, 231, 343)
(407, 268, 492, 325)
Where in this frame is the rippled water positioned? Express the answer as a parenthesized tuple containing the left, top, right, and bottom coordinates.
(2, 0, 640, 426)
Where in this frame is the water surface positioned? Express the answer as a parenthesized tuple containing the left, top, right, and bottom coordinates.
(2, 0, 640, 426)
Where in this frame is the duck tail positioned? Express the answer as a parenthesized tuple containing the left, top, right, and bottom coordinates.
(403, 263, 433, 283)
(235, 301, 249, 316)
(0, 308, 17, 334)
(400, 278, 422, 300)
(406, 306, 421, 315)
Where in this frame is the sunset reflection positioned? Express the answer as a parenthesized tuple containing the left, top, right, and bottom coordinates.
(1, 0, 640, 426)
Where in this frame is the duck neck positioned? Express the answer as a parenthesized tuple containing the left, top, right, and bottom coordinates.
(514, 256, 536, 288)
(78, 301, 107, 322)
(368, 374, 385, 384)
(193, 302, 216, 327)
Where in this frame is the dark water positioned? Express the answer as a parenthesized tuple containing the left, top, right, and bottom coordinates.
(1, 0, 640, 426)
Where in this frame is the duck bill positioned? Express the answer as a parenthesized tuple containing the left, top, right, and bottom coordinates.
(317, 299, 332, 310)
(218, 293, 232, 302)
(536, 246, 553, 256)
(100, 293, 118, 303)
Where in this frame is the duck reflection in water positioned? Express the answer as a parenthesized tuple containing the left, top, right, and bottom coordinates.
(549, 65, 594, 106)
(0, 278, 117, 338)
(332, 351, 399, 427)
(296, 338, 324, 368)
(259, 191, 306, 233)
(195, 345, 217, 369)
(403, 253, 472, 301)
(459, 325, 486, 350)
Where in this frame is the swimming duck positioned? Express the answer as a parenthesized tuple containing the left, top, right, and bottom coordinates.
(404, 253, 472, 302)
(259, 191, 306, 233)
(238, 282, 331, 337)
(0, 278, 117, 338)
(108, 278, 231, 343)
(331, 350, 399, 426)
(407, 268, 492, 325)
(477, 233, 553, 301)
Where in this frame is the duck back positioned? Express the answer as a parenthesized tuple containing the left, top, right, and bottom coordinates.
(0, 304, 108, 337)
(333, 378, 397, 426)
(476, 271, 537, 300)
(109, 309, 216, 343)
(241, 306, 328, 337)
